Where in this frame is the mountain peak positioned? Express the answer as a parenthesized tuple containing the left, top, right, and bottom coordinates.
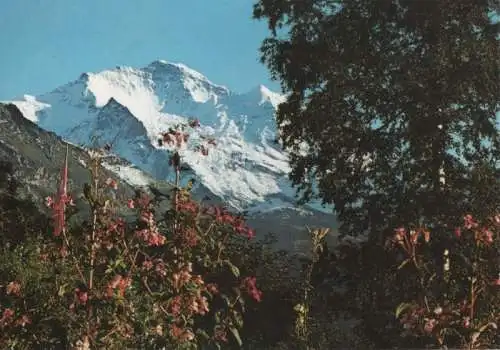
(79, 72, 90, 82)
(144, 60, 229, 103)
(5, 60, 332, 215)
(148, 60, 201, 77)
(102, 97, 126, 111)
(246, 84, 286, 109)
(147, 60, 222, 85)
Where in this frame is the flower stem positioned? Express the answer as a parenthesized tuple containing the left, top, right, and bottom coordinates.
(89, 160, 99, 290)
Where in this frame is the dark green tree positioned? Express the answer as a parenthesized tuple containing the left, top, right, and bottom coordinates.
(254, 0, 500, 239)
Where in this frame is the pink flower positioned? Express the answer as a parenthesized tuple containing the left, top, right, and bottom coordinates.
(464, 214, 477, 229)
(393, 228, 405, 243)
(75, 288, 88, 305)
(483, 228, 493, 243)
(170, 324, 194, 342)
(191, 274, 204, 286)
(155, 260, 167, 277)
(175, 227, 199, 247)
(118, 276, 132, 291)
(142, 259, 153, 271)
(188, 295, 209, 315)
(6, 281, 21, 296)
(409, 230, 419, 244)
(198, 296, 210, 315)
(106, 275, 131, 298)
(183, 330, 195, 342)
(45, 196, 53, 208)
(423, 230, 430, 242)
(127, 199, 135, 209)
(169, 296, 182, 316)
(135, 228, 166, 247)
(494, 214, 500, 225)
(463, 316, 471, 328)
(105, 177, 118, 190)
(454, 227, 461, 238)
(177, 199, 199, 214)
(0, 308, 15, 325)
(15, 314, 31, 327)
(206, 283, 219, 295)
(424, 318, 437, 333)
(492, 273, 500, 286)
(246, 228, 256, 239)
(242, 276, 262, 302)
(52, 146, 69, 237)
(149, 232, 166, 246)
(59, 246, 68, 258)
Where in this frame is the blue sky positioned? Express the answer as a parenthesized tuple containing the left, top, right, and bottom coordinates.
(0, 0, 279, 99)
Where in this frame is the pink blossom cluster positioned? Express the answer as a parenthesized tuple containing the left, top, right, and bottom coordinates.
(241, 276, 262, 302)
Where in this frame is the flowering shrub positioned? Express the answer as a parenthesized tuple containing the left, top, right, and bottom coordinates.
(390, 214, 500, 349)
(0, 281, 31, 336)
(158, 118, 216, 157)
(4, 117, 497, 349)
(0, 121, 261, 349)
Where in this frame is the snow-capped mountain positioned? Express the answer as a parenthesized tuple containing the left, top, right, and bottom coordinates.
(8, 60, 332, 215)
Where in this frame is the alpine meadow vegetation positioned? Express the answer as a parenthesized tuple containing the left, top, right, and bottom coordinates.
(0, 122, 263, 349)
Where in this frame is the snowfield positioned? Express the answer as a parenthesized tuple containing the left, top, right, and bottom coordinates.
(7, 60, 333, 215)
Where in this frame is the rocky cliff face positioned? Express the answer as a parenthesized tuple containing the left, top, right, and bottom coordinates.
(0, 103, 142, 215)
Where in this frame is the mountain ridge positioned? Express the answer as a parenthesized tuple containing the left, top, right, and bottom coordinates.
(7, 60, 331, 214)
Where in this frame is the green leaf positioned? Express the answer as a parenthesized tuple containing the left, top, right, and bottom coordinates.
(196, 329, 211, 341)
(105, 265, 114, 274)
(395, 303, 412, 319)
(57, 283, 68, 297)
(479, 322, 497, 333)
(238, 295, 246, 313)
(225, 260, 240, 278)
(229, 326, 243, 347)
(202, 255, 211, 268)
(232, 310, 244, 328)
(397, 259, 410, 270)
